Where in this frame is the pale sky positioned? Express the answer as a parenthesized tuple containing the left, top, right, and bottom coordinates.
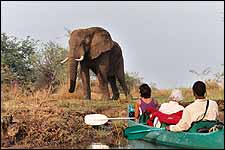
(1, 1, 224, 89)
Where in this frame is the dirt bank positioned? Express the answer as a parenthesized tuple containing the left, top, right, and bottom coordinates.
(1, 99, 129, 149)
(1, 98, 224, 149)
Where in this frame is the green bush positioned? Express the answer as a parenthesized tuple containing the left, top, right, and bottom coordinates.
(1, 33, 38, 90)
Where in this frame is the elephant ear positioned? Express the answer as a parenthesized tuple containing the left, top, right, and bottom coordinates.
(90, 30, 114, 59)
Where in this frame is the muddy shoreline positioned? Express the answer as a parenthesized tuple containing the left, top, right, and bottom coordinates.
(1, 99, 129, 149)
(1, 99, 224, 149)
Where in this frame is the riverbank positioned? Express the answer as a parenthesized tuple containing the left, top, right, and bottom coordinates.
(1, 98, 130, 148)
(1, 87, 224, 149)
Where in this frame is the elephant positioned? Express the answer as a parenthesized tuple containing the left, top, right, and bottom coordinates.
(61, 27, 130, 100)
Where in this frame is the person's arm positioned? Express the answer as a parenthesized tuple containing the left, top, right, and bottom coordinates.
(135, 100, 141, 122)
(214, 101, 219, 119)
(167, 108, 192, 132)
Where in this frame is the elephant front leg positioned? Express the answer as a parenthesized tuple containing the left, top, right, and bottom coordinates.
(80, 64, 91, 100)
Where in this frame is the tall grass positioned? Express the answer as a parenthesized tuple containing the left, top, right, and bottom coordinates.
(1, 79, 224, 107)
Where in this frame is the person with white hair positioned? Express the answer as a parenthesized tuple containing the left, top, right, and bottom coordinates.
(147, 89, 185, 127)
(158, 89, 184, 114)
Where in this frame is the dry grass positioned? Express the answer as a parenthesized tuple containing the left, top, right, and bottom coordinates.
(1, 97, 129, 148)
(1, 82, 130, 148)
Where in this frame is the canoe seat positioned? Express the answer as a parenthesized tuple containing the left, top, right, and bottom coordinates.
(160, 120, 222, 133)
(139, 113, 150, 125)
(187, 120, 218, 133)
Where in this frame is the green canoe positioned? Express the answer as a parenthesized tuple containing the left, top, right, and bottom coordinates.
(125, 105, 224, 149)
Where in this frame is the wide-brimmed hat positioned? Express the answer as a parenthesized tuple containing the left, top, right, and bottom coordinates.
(169, 89, 183, 102)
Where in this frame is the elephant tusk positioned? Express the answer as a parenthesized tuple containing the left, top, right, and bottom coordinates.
(60, 57, 68, 64)
(75, 56, 84, 61)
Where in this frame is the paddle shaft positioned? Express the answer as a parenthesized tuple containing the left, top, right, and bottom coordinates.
(124, 125, 165, 140)
(129, 128, 162, 134)
(108, 117, 135, 120)
(85, 114, 135, 125)
(96, 117, 135, 121)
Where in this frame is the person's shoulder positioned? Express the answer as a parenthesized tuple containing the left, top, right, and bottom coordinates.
(136, 99, 142, 105)
(158, 103, 168, 109)
(209, 99, 219, 106)
(181, 105, 185, 109)
(160, 102, 169, 106)
(185, 101, 196, 109)
(152, 97, 159, 103)
(178, 104, 185, 109)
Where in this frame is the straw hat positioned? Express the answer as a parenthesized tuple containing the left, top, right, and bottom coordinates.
(169, 89, 183, 102)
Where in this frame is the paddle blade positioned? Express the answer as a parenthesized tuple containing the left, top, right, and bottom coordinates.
(84, 114, 108, 126)
(124, 125, 163, 140)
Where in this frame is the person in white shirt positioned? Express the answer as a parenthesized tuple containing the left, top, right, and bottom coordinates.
(159, 89, 184, 114)
(153, 89, 184, 127)
(166, 81, 219, 132)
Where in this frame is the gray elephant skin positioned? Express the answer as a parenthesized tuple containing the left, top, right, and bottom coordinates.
(61, 27, 130, 100)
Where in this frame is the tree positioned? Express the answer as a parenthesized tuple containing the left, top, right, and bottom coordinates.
(189, 64, 224, 89)
(123, 72, 143, 92)
(189, 67, 212, 81)
(149, 82, 158, 90)
(213, 64, 224, 85)
(34, 41, 67, 92)
(1, 33, 39, 89)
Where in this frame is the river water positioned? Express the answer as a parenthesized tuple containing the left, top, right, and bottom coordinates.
(126, 140, 178, 149)
(89, 140, 178, 149)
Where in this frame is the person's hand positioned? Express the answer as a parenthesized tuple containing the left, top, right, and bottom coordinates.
(165, 126, 170, 131)
(135, 118, 139, 122)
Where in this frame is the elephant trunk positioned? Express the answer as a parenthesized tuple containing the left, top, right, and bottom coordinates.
(68, 57, 78, 93)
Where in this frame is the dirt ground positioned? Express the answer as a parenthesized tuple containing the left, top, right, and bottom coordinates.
(1, 98, 129, 149)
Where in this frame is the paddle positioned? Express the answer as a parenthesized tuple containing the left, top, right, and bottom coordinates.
(84, 114, 135, 126)
(124, 125, 165, 140)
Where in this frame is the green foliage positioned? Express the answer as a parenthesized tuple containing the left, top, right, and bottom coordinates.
(1, 64, 17, 84)
(34, 41, 67, 92)
(1, 33, 68, 93)
(149, 82, 158, 90)
(124, 72, 143, 92)
(1, 33, 39, 89)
